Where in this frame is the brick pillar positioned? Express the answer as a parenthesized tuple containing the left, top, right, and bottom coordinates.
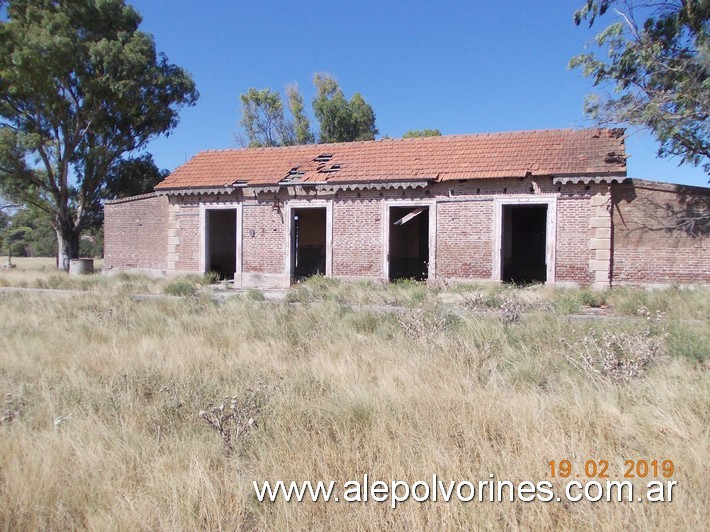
(167, 202, 180, 272)
(589, 192, 612, 290)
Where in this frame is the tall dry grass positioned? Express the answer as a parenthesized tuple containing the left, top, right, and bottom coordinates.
(0, 272, 708, 530)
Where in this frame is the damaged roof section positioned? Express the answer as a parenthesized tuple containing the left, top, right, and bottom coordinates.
(155, 128, 627, 191)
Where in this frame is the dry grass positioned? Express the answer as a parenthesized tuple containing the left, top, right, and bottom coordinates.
(0, 268, 708, 530)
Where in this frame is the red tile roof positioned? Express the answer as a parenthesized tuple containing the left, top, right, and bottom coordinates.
(155, 128, 626, 190)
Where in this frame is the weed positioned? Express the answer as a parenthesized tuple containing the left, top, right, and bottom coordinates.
(397, 306, 449, 341)
(2, 393, 23, 424)
(162, 279, 197, 297)
(580, 289, 608, 308)
(245, 288, 265, 301)
(203, 271, 220, 285)
(571, 327, 666, 383)
(500, 295, 525, 323)
(198, 383, 267, 452)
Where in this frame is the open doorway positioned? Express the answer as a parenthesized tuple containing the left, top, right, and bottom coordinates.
(501, 204, 547, 284)
(292, 208, 326, 281)
(206, 209, 237, 280)
(388, 206, 429, 281)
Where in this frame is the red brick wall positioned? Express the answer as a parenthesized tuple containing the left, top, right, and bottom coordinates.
(556, 195, 596, 285)
(430, 180, 602, 285)
(332, 192, 383, 278)
(611, 181, 710, 285)
(436, 199, 494, 279)
(105, 179, 709, 287)
(174, 200, 200, 272)
(242, 202, 286, 274)
(104, 194, 168, 272)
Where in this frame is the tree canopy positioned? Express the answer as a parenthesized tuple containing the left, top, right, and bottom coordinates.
(0, 0, 198, 269)
(238, 74, 378, 146)
(313, 73, 378, 143)
(238, 85, 316, 147)
(104, 154, 169, 200)
(570, 0, 710, 174)
(286, 83, 314, 145)
(238, 88, 294, 147)
(403, 129, 442, 138)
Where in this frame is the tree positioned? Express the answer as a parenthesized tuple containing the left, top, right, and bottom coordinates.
(3, 206, 56, 257)
(570, 1, 710, 174)
(0, 0, 198, 270)
(0, 209, 9, 259)
(349, 93, 378, 141)
(403, 129, 442, 138)
(312, 73, 378, 143)
(104, 154, 169, 200)
(238, 88, 294, 147)
(286, 84, 314, 145)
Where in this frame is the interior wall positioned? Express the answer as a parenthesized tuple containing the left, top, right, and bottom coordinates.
(207, 209, 236, 280)
(502, 205, 547, 284)
(293, 208, 326, 278)
(389, 206, 429, 280)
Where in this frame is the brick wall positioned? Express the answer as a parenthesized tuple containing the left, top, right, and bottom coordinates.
(556, 195, 597, 285)
(104, 193, 168, 273)
(173, 200, 200, 272)
(332, 192, 384, 278)
(436, 199, 494, 279)
(242, 202, 286, 274)
(611, 180, 710, 285)
(105, 179, 708, 287)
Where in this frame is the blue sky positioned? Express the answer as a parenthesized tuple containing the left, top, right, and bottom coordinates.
(126, 1, 704, 186)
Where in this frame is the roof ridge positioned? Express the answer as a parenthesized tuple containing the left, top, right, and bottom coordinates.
(189, 127, 619, 157)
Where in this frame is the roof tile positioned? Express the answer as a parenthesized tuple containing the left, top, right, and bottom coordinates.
(155, 128, 626, 189)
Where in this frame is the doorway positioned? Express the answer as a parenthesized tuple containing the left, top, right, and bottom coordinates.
(292, 208, 327, 280)
(388, 206, 429, 281)
(206, 209, 237, 280)
(501, 204, 547, 284)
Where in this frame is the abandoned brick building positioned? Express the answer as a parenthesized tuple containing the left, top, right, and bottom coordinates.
(104, 128, 710, 289)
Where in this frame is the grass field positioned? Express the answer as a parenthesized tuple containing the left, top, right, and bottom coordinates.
(0, 258, 708, 530)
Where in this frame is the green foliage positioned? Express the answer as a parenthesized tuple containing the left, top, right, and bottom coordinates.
(0, 206, 57, 258)
(666, 323, 709, 362)
(571, 1, 710, 174)
(0, 209, 9, 252)
(203, 271, 220, 285)
(104, 154, 169, 199)
(238, 74, 378, 146)
(238, 88, 294, 147)
(163, 279, 197, 297)
(79, 227, 103, 258)
(286, 84, 314, 145)
(0, 0, 198, 269)
(312, 73, 378, 143)
(403, 129, 442, 138)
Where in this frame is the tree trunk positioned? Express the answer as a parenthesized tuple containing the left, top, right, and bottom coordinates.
(56, 227, 80, 271)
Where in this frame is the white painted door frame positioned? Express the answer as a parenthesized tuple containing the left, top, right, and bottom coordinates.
(492, 196, 557, 283)
(283, 199, 333, 281)
(199, 202, 243, 279)
(382, 199, 437, 281)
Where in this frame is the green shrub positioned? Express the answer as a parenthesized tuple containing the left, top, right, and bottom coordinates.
(163, 280, 197, 297)
(203, 271, 220, 285)
(667, 325, 709, 363)
(579, 289, 608, 307)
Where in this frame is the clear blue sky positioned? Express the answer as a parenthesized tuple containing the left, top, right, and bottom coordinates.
(130, 1, 705, 186)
